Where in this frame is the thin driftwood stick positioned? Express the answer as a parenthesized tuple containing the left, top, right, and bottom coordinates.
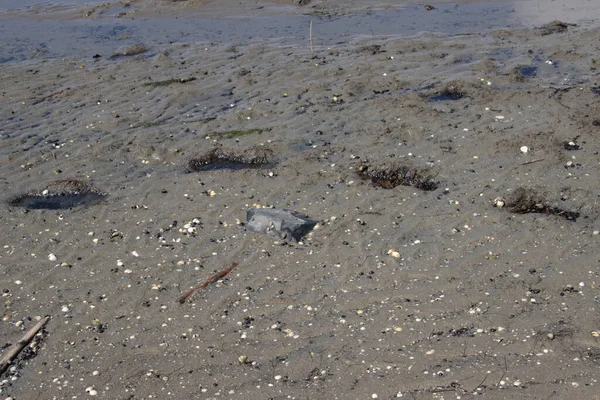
(0, 316, 50, 375)
(309, 20, 314, 54)
(520, 158, 545, 166)
(177, 262, 239, 304)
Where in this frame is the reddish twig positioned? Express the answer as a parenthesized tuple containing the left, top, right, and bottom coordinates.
(177, 263, 239, 304)
(1, 316, 50, 376)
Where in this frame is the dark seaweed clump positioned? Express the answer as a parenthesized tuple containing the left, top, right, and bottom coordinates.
(358, 163, 438, 191)
(428, 83, 466, 101)
(538, 20, 571, 36)
(188, 147, 274, 172)
(10, 179, 108, 210)
(505, 187, 580, 221)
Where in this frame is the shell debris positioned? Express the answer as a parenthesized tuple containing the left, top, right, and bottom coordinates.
(387, 249, 401, 258)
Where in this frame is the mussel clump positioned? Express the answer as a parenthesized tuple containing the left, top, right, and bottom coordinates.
(188, 147, 274, 172)
(358, 163, 438, 191)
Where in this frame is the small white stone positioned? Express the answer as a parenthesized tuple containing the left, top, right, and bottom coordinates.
(131, 251, 139, 257)
(372, 394, 378, 399)
(274, 375, 282, 380)
(61, 306, 69, 313)
(48, 253, 57, 261)
(520, 146, 528, 154)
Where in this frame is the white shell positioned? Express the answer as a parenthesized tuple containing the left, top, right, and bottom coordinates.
(387, 249, 401, 258)
(520, 146, 528, 154)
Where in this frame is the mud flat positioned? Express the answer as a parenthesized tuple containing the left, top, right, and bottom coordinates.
(2, 0, 600, 399)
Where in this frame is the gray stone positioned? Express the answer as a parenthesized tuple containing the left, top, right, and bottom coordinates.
(246, 208, 318, 242)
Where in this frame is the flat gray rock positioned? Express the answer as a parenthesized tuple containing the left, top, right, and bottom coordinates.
(246, 208, 318, 242)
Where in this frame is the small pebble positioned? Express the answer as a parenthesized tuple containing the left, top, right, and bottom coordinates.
(48, 253, 57, 261)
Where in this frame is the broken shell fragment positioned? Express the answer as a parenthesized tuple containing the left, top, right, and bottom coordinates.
(387, 249, 401, 258)
(493, 197, 505, 208)
(520, 146, 529, 154)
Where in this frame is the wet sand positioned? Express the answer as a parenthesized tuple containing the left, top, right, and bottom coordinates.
(2, 0, 600, 399)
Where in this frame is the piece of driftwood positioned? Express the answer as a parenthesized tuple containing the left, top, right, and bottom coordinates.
(0, 316, 50, 375)
(177, 263, 239, 304)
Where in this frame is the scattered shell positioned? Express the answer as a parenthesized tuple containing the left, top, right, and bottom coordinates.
(387, 249, 401, 258)
(520, 146, 529, 154)
(493, 197, 505, 208)
(48, 253, 57, 261)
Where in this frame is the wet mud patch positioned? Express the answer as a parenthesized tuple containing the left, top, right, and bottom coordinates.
(187, 146, 274, 172)
(9, 180, 107, 210)
(497, 187, 580, 221)
(516, 65, 538, 79)
(357, 162, 438, 191)
(494, 129, 565, 161)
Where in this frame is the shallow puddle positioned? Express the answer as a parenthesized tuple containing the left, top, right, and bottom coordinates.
(2, 0, 599, 62)
(11, 192, 107, 210)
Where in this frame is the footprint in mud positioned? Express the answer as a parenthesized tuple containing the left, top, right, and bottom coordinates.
(9, 180, 108, 210)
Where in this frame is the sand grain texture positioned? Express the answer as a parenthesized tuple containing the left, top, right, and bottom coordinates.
(1, 1, 600, 399)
